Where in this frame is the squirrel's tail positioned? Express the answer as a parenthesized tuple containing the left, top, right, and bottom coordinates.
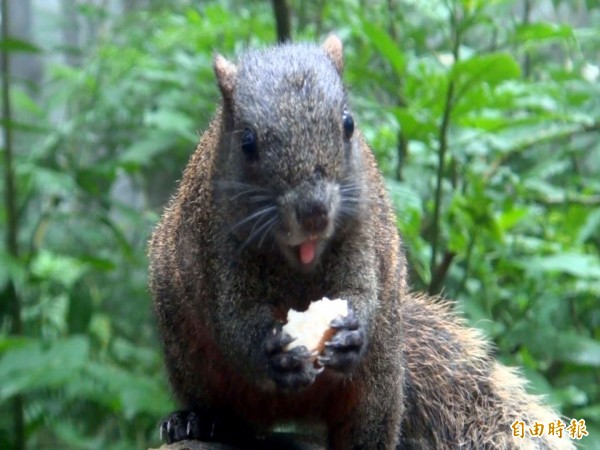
(400, 293, 575, 450)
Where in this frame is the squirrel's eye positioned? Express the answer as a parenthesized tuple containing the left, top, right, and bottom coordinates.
(343, 112, 354, 140)
(241, 128, 258, 160)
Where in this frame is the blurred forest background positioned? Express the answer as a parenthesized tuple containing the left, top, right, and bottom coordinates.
(0, 0, 599, 449)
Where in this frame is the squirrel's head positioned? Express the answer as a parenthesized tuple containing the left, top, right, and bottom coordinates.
(213, 35, 366, 272)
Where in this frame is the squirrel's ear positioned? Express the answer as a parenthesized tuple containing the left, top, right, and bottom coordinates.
(214, 54, 237, 101)
(322, 34, 344, 74)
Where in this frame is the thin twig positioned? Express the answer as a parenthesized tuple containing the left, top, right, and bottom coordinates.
(522, 0, 532, 78)
(385, 0, 409, 181)
(429, 5, 461, 295)
(429, 251, 457, 295)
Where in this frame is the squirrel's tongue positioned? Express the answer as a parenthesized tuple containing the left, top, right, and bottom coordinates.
(299, 239, 317, 265)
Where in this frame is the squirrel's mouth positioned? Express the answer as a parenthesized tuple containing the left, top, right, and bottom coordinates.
(279, 236, 327, 271)
(297, 239, 319, 265)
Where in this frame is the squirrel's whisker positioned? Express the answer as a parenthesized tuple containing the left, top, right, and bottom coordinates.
(257, 217, 279, 249)
(231, 205, 277, 231)
(240, 215, 278, 251)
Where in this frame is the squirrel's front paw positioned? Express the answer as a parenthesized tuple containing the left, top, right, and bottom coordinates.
(318, 308, 365, 373)
(159, 410, 213, 444)
(159, 410, 255, 445)
(265, 327, 319, 390)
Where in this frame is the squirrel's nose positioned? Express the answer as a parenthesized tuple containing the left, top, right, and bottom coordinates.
(297, 201, 329, 234)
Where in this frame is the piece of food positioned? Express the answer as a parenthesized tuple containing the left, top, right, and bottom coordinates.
(283, 297, 348, 355)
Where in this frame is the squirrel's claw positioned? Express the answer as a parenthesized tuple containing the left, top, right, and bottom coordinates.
(265, 328, 319, 390)
(330, 309, 359, 330)
(321, 307, 366, 374)
(265, 327, 296, 354)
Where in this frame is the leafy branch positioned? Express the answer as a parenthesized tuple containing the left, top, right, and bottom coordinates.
(483, 121, 600, 181)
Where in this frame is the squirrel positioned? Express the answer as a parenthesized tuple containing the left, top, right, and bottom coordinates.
(148, 35, 574, 450)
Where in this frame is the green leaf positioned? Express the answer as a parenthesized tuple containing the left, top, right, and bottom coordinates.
(0, 336, 37, 352)
(523, 178, 567, 201)
(83, 362, 172, 419)
(98, 215, 135, 259)
(553, 333, 600, 367)
(0, 250, 27, 288)
(53, 421, 104, 450)
(575, 424, 600, 450)
(119, 130, 179, 169)
(550, 385, 589, 407)
(497, 207, 528, 232)
(522, 253, 600, 279)
(577, 208, 600, 244)
(30, 250, 89, 288)
(575, 405, 600, 422)
(514, 22, 575, 44)
(451, 53, 521, 92)
(144, 108, 196, 140)
(29, 167, 78, 197)
(362, 23, 405, 76)
(75, 164, 116, 196)
(0, 118, 49, 133)
(0, 336, 89, 400)
(12, 87, 44, 116)
(89, 313, 112, 349)
(112, 337, 160, 368)
(520, 366, 554, 397)
(0, 37, 41, 53)
(392, 107, 437, 140)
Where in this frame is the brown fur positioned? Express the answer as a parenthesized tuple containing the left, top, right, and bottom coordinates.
(149, 37, 574, 450)
(401, 294, 574, 449)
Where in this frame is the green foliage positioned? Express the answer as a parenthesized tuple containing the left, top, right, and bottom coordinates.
(1, 0, 599, 448)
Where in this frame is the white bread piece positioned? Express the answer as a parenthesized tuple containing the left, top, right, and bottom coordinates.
(283, 297, 348, 354)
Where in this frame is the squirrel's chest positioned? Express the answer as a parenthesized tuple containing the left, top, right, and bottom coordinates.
(229, 248, 330, 305)
(259, 268, 332, 321)
(215, 366, 361, 426)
